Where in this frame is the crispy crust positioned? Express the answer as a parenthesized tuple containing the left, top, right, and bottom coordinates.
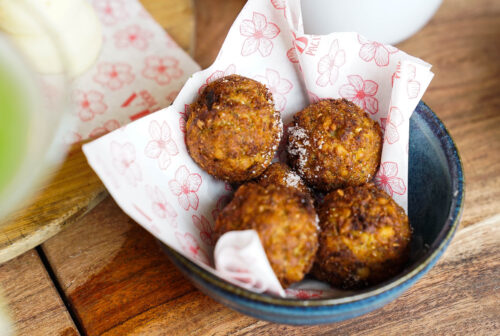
(186, 75, 282, 183)
(256, 162, 311, 195)
(215, 183, 319, 288)
(287, 98, 382, 191)
(312, 183, 411, 289)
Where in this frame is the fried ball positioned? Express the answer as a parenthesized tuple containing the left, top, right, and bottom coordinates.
(287, 98, 382, 191)
(215, 183, 319, 288)
(312, 183, 411, 289)
(186, 74, 282, 183)
(256, 162, 310, 194)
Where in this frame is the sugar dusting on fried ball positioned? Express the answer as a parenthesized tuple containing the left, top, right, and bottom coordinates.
(215, 183, 319, 288)
(287, 98, 382, 191)
(186, 74, 282, 183)
(256, 162, 310, 195)
(312, 183, 411, 289)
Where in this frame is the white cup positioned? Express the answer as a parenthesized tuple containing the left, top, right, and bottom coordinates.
(300, 0, 442, 45)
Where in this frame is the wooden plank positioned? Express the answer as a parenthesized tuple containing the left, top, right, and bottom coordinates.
(42, 199, 500, 335)
(0, 250, 79, 336)
(0, 0, 195, 264)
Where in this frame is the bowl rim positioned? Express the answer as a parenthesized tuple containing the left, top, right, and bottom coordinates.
(163, 100, 464, 307)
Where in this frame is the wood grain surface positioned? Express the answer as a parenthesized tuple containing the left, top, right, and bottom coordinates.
(0, 250, 79, 335)
(3, 0, 500, 334)
(0, 0, 195, 265)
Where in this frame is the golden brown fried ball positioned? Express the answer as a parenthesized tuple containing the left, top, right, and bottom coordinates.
(215, 183, 319, 288)
(312, 183, 411, 289)
(287, 98, 382, 191)
(256, 162, 310, 194)
(186, 74, 282, 183)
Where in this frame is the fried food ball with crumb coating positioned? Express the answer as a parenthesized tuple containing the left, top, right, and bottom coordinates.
(215, 183, 319, 288)
(287, 98, 382, 191)
(312, 183, 411, 289)
(256, 162, 310, 194)
(186, 74, 282, 183)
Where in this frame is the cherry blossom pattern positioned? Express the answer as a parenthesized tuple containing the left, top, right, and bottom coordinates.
(144, 120, 178, 170)
(374, 161, 406, 197)
(339, 75, 379, 115)
(111, 142, 142, 187)
(287, 48, 299, 63)
(73, 90, 107, 122)
(380, 106, 404, 144)
(192, 215, 216, 246)
(358, 34, 398, 67)
(168, 165, 202, 211)
(316, 39, 346, 87)
(198, 64, 236, 94)
(285, 289, 323, 299)
(211, 195, 231, 221)
(89, 119, 120, 138)
(175, 232, 209, 264)
(93, 63, 134, 91)
(406, 64, 420, 99)
(270, 0, 286, 17)
(178, 104, 189, 134)
(142, 56, 183, 86)
(146, 185, 177, 227)
(240, 12, 280, 57)
(114, 25, 153, 50)
(93, 0, 128, 26)
(255, 69, 292, 112)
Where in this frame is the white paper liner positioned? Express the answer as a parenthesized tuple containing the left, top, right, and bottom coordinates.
(83, 0, 433, 298)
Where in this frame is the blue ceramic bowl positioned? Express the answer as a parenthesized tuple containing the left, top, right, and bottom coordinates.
(162, 101, 464, 325)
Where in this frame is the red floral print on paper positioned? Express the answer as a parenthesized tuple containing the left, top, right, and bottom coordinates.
(270, 0, 286, 17)
(175, 232, 209, 264)
(192, 215, 216, 246)
(285, 289, 323, 299)
(292, 32, 308, 54)
(406, 64, 420, 99)
(146, 185, 177, 227)
(240, 12, 280, 57)
(89, 120, 120, 139)
(339, 75, 379, 115)
(144, 120, 178, 170)
(316, 39, 345, 87)
(211, 195, 231, 221)
(142, 56, 183, 86)
(93, 0, 128, 26)
(198, 64, 236, 94)
(178, 104, 189, 134)
(380, 106, 404, 144)
(287, 47, 299, 63)
(94, 63, 134, 91)
(255, 69, 292, 112)
(358, 35, 398, 67)
(374, 161, 406, 197)
(168, 165, 202, 211)
(74, 90, 107, 122)
(111, 142, 142, 187)
(114, 25, 153, 50)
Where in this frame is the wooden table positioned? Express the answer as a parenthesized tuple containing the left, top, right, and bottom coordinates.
(1, 0, 499, 334)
